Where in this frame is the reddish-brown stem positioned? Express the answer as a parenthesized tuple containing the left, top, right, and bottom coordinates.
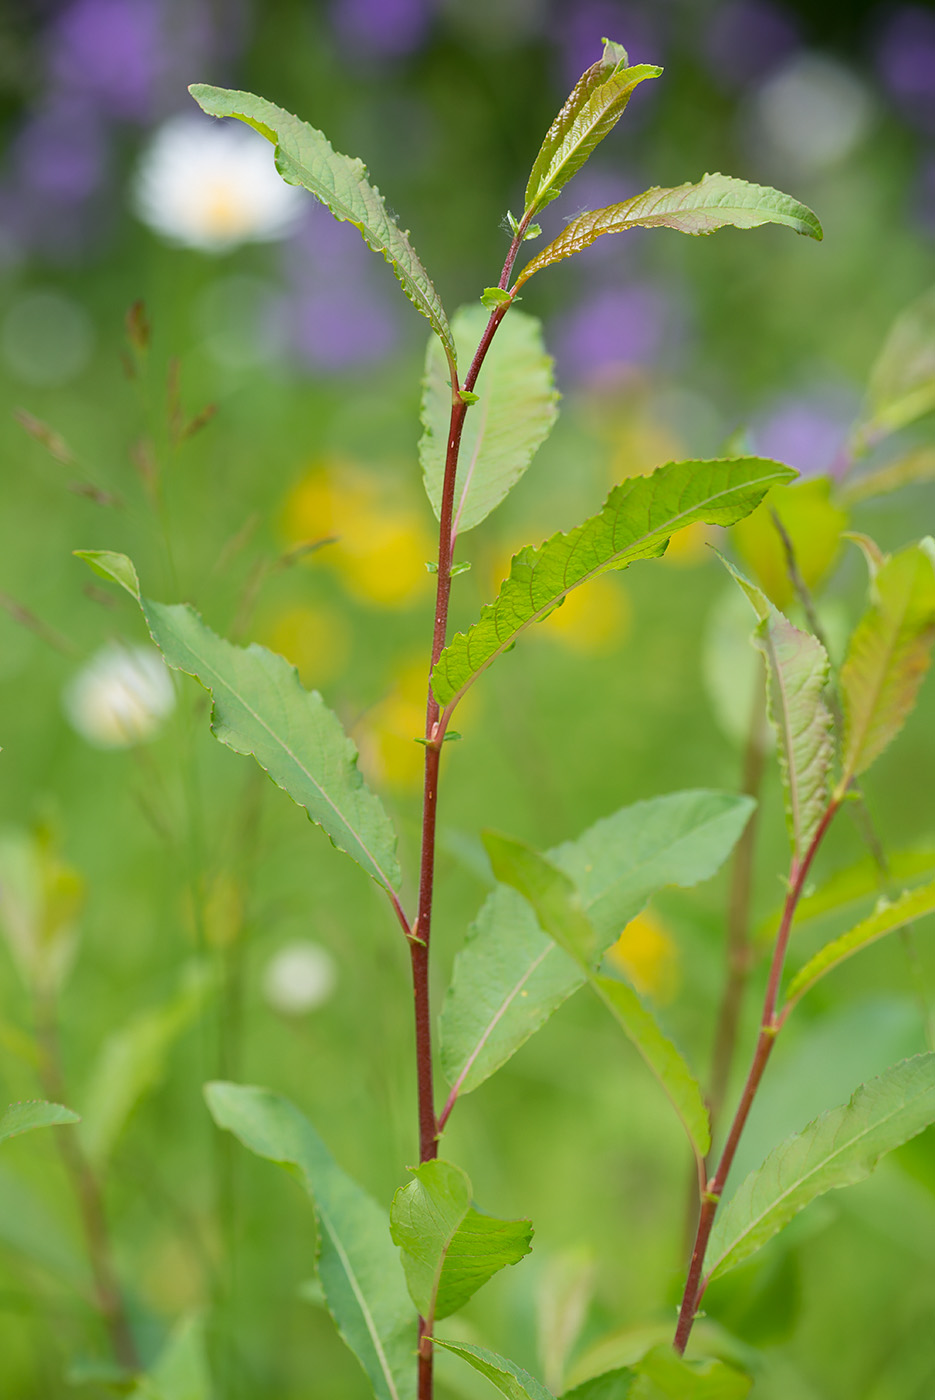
(674, 796, 841, 1355)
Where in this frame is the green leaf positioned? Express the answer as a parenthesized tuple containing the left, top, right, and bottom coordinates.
(785, 879, 935, 1005)
(631, 1345, 750, 1400)
(77, 552, 401, 892)
(80, 963, 211, 1167)
(441, 791, 754, 1097)
(854, 284, 935, 446)
(706, 1053, 935, 1281)
(188, 84, 455, 367)
(420, 306, 558, 536)
(719, 557, 833, 864)
(205, 1082, 413, 1400)
(0, 1161, 88, 1285)
(390, 1159, 532, 1322)
(839, 539, 935, 789)
(838, 447, 935, 506)
(757, 846, 935, 943)
(431, 1339, 555, 1400)
(562, 1371, 634, 1399)
(0, 1100, 78, 1143)
(484, 833, 595, 967)
(537, 1248, 595, 1394)
(481, 287, 513, 308)
(131, 1314, 211, 1400)
(516, 174, 821, 288)
(524, 41, 661, 217)
(432, 458, 796, 712)
(73, 548, 140, 600)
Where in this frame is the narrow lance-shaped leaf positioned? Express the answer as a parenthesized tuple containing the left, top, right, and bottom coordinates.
(431, 1339, 555, 1400)
(853, 284, 935, 448)
(838, 447, 935, 506)
(205, 1083, 413, 1400)
(76, 551, 401, 893)
(440, 791, 755, 1100)
(432, 458, 797, 712)
(524, 41, 661, 216)
(706, 1053, 935, 1281)
(390, 1160, 531, 1323)
(188, 84, 455, 368)
(515, 174, 821, 288)
(785, 878, 935, 1006)
(838, 538, 935, 791)
(718, 556, 832, 865)
(757, 845, 935, 943)
(484, 834, 711, 1163)
(0, 1100, 78, 1144)
(420, 306, 558, 535)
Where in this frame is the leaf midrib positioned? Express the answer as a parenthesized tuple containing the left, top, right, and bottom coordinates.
(319, 1203, 404, 1400)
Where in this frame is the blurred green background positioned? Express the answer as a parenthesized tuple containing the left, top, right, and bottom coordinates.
(0, 0, 934, 1396)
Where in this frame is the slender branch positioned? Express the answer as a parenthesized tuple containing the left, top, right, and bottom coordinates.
(34, 996, 139, 1371)
(674, 797, 840, 1355)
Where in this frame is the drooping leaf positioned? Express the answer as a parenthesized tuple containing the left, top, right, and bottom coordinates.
(205, 1083, 413, 1400)
(131, 1314, 211, 1400)
(838, 539, 935, 789)
(441, 791, 754, 1097)
(730, 478, 848, 613)
(75, 551, 401, 893)
(80, 963, 212, 1166)
(484, 835, 710, 1162)
(719, 557, 833, 864)
(562, 1371, 635, 1400)
(854, 284, 935, 446)
(188, 84, 455, 366)
(838, 447, 935, 506)
(390, 1159, 531, 1322)
(515, 174, 821, 287)
(785, 879, 935, 1006)
(432, 458, 796, 712)
(419, 306, 558, 536)
(706, 1053, 935, 1281)
(631, 1345, 751, 1400)
(431, 1339, 555, 1400)
(0, 1100, 78, 1144)
(524, 41, 661, 216)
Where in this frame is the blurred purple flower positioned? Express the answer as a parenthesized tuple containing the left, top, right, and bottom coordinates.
(876, 6, 935, 134)
(754, 390, 857, 477)
(703, 0, 800, 90)
(14, 98, 107, 203)
(553, 2, 663, 86)
(331, 0, 434, 58)
(48, 0, 166, 121)
(552, 283, 674, 384)
(915, 153, 935, 234)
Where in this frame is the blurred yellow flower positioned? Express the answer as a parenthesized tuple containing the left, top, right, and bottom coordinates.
(606, 908, 680, 1005)
(281, 460, 434, 609)
(360, 657, 429, 793)
(541, 575, 631, 655)
(663, 521, 717, 567)
(731, 478, 847, 610)
(262, 603, 349, 686)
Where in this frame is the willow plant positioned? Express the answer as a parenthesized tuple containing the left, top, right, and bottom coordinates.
(74, 38, 935, 1400)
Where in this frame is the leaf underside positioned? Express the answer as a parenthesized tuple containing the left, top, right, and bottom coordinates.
(419, 305, 558, 536)
(440, 791, 754, 1099)
(431, 458, 797, 712)
(515, 174, 822, 287)
(706, 1053, 935, 1281)
(188, 83, 454, 365)
(205, 1082, 413, 1400)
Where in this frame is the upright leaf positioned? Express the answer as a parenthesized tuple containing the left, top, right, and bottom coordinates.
(0, 1100, 78, 1144)
(515, 175, 821, 288)
(854, 284, 935, 446)
(431, 1339, 555, 1400)
(484, 836, 710, 1162)
(441, 791, 754, 1097)
(390, 1159, 531, 1323)
(524, 42, 661, 216)
(420, 306, 558, 535)
(132, 1314, 211, 1400)
(720, 558, 833, 864)
(838, 539, 935, 789)
(76, 551, 401, 893)
(631, 1345, 750, 1400)
(706, 1054, 935, 1281)
(432, 458, 796, 712)
(785, 879, 935, 1006)
(188, 84, 455, 366)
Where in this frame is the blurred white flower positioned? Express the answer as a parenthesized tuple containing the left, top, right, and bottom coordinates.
(750, 53, 875, 175)
(262, 940, 338, 1016)
(63, 642, 175, 748)
(132, 114, 305, 252)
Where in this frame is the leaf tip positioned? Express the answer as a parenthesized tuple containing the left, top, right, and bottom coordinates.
(74, 549, 141, 602)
